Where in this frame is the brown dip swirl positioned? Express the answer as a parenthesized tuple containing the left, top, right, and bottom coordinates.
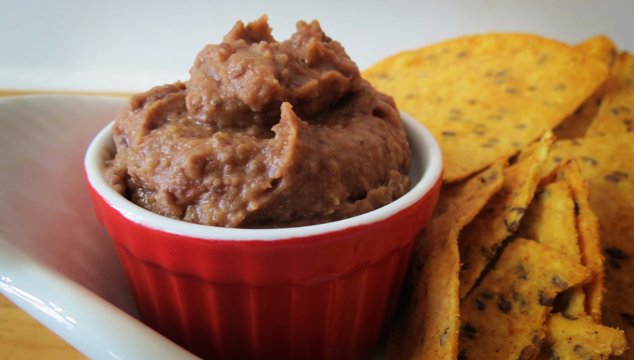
(106, 17, 411, 228)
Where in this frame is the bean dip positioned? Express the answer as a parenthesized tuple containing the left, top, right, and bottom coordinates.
(106, 16, 411, 227)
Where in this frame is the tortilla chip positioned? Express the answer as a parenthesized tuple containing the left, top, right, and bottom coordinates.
(555, 160, 604, 322)
(459, 133, 552, 299)
(540, 313, 627, 359)
(561, 287, 587, 319)
(586, 52, 634, 136)
(385, 161, 504, 360)
(554, 35, 618, 139)
(552, 92, 603, 139)
(515, 179, 588, 317)
(547, 134, 634, 356)
(459, 239, 591, 360)
(575, 35, 619, 68)
(364, 33, 608, 182)
(516, 181, 580, 261)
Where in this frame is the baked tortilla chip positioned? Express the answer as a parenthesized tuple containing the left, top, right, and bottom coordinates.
(364, 33, 608, 182)
(540, 313, 627, 359)
(459, 133, 552, 299)
(385, 161, 504, 360)
(554, 35, 618, 139)
(548, 134, 634, 356)
(555, 160, 604, 322)
(516, 179, 587, 317)
(575, 35, 619, 68)
(587, 52, 634, 136)
(552, 92, 603, 140)
(516, 181, 580, 261)
(459, 239, 591, 360)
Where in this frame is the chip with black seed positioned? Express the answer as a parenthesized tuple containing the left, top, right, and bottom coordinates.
(459, 239, 590, 360)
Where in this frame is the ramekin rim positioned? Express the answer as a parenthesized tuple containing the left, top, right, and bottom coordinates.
(84, 111, 443, 241)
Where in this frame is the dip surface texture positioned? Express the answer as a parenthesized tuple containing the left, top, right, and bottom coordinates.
(106, 17, 411, 227)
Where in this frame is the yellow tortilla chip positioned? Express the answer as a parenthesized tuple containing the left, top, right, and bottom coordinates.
(555, 160, 604, 322)
(385, 161, 504, 360)
(516, 181, 580, 261)
(515, 179, 587, 317)
(364, 33, 608, 182)
(587, 52, 634, 136)
(552, 92, 603, 139)
(459, 133, 552, 299)
(562, 287, 588, 319)
(575, 35, 619, 68)
(540, 313, 627, 359)
(548, 134, 634, 356)
(459, 239, 591, 360)
(554, 35, 618, 139)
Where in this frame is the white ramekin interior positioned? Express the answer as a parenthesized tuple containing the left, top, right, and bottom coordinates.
(84, 112, 442, 241)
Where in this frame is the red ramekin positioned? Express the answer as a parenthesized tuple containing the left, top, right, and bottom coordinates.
(84, 112, 442, 359)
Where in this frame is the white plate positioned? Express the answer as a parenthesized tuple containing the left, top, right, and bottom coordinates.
(0, 95, 197, 359)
